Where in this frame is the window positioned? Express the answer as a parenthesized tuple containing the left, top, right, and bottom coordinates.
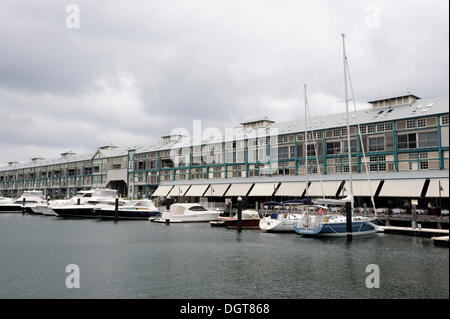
(342, 140, 357, 153)
(385, 122, 393, 131)
(441, 115, 449, 125)
(367, 125, 375, 133)
(376, 123, 385, 132)
(326, 141, 341, 155)
(418, 131, 438, 148)
(333, 129, 341, 137)
(398, 133, 417, 149)
(406, 119, 416, 129)
(368, 137, 384, 152)
(359, 126, 367, 134)
(420, 161, 429, 170)
(417, 119, 426, 128)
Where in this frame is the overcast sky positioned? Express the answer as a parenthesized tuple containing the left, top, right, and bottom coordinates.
(0, 0, 448, 165)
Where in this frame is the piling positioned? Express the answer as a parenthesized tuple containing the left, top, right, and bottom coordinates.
(114, 197, 118, 222)
(77, 198, 80, 205)
(237, 196, 242, 232)
(346, 201, 352, 242)
(22, 198, 25, 215)
(412, 204, 417, 229)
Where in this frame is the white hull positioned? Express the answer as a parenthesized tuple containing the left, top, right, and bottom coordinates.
(156, 211, 220, 223)
(260, 214, 305, 232)
(30, 206, 57, 216)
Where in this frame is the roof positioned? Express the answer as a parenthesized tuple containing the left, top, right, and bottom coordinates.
(367, 92, 421, 103)
(1, 95, 448, 171)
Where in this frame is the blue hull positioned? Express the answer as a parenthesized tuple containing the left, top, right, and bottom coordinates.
(294, 219, 379, 237)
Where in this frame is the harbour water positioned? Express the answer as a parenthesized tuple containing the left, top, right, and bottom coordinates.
(0, 213, 448, 299)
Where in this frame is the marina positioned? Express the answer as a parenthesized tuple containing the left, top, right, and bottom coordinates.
(0, 212, 447, 299)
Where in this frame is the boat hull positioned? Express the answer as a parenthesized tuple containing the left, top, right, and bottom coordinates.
(260, 217, 301, 232)
(53, 206, 98, 218)
(294, 219, 379, 237)
(98, 209, 161, 220)
(0, 205, 23, 213)
(224, 218, 261, 229)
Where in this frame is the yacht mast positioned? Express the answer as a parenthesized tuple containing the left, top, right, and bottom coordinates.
(304, 84, 309, 198)
(342, 34, 354, 212)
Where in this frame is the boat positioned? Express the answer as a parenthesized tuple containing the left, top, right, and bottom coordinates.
(294, 34, 379, 238)
(222, 210, 261, 229)
(97, 199, 161, 220)
(0, 190, 48, 213)
(154, 203, 221, 223)
(49, 190, 95, 207)
(52, 189, 125, 218)
(0, 196, 14, 212)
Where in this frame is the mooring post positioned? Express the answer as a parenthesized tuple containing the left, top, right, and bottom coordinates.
(346, 201, 352, 242)
(363, 203, 367, 216)
(412, 204, 417, 230)
(237, 196, 242, 232)
(77, 198, 80, 205)
(22, 197, 26, 215)
(114, 197, 119, 222)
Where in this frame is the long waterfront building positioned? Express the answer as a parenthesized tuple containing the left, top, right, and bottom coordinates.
(1, 93, 449, 208)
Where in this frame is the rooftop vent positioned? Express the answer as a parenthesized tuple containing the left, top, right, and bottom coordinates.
(161, 134, 185, 142)
(98, 144, 118, 150)
(240, 116, 275, 129)
(60, 151, 76, 158)
(368, 93, 420, 109)
(31, 157, 44, 162)
(8, 161, 20, 166)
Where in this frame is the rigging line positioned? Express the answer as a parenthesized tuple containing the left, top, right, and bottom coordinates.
(345, 58, 377, 216)
(305, 99, 325, 199)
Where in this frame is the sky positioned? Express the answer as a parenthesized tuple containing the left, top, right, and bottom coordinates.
(0, 0, 448, 165)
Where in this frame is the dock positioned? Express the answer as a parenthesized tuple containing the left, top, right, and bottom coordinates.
(431, 236, 449, 248)
(378, 225, 449, 238)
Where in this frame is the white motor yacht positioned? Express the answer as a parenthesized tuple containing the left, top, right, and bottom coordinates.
(155, 203, 221, 223)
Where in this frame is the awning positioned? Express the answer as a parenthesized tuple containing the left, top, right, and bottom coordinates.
(306, 181, 342, 197)
(340, 180, 381, 197)
(248, 183, 279, 197)
(204, 184, 230, 197)
(275, 182, 306, 197)
(378, 179, 425, 197)
(225, 183, 253, 197)
(426, 179, 449, 198)
(168, 185, 191, 197)
(151, 185, 173, 197)
(184, 184, 209, 197)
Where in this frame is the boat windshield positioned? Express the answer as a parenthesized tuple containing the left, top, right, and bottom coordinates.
(92, 190, 117, 197)
(22, 191, 43, 198)
(189, 206, 207, 211)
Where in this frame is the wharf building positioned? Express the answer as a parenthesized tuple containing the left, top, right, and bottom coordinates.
(0, 93, 449, 210)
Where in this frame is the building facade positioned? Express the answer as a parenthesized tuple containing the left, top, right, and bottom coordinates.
(1, 94, 449, 204)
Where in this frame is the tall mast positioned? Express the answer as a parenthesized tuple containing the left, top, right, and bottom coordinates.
(304, 84, 308, 198)
(342, 33, 354, 212)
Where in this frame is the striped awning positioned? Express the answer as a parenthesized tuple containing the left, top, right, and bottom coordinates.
(378, 179, 425, 197)
(306, 181, 342, 197)
(225, 183, 253, 196)
(248, 183, 279, 197)
(204, 184, 230, 197)
(168, 185, 191, 197)
(151, 185, 173, 197)
(184, 185, 209, 197)
(426, 179, 449, 198)
(275, 182, 306, 197)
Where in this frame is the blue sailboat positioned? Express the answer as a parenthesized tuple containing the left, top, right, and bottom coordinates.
(294, 34, 380, 238)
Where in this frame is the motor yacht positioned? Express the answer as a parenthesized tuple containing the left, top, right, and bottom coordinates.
(155, 203, 221, 223)
(97, 199, 161, 220)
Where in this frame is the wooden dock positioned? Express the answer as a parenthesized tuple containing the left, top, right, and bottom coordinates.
(378, 226, 449, 238)
(431, 236, 449, 248)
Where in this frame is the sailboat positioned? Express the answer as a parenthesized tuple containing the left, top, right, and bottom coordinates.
(259, 85, 312, 232)
(294, 34, 380, 238)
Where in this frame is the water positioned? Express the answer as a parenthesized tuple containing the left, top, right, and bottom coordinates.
(0, 213, 448, 299)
